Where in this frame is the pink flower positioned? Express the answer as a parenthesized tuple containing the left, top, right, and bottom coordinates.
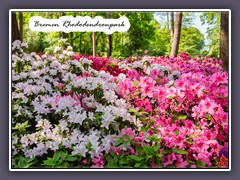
(54, 96, 61, 104)
(82, 159, 87, 164)
(57, 83, 63, 89)
(176, 161, 188, 168)
(162, 153, 176, 167)
(83, 72, 91, 78)
(91, 156, 104, 168)
(120, 128, 135, 137)
(115, 147, 121, 156)
(190, 164, 197, 168)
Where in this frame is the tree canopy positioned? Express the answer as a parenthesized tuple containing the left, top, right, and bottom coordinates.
(14, 11, 223, 59)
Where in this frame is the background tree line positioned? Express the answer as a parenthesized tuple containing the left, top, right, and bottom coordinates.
(12, 11, 229, 70)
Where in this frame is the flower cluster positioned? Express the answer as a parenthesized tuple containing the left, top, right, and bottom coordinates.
(12, 41, 229, 169)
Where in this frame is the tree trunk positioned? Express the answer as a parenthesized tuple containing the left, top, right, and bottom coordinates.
(167, 12, 169, 29)
(70, 32, 73, 47)
(79, 33, 82, 52)
(92, 12, 96, 57)
(12, 12, 21, 42)
(220, 11, 229, 71)
(170, 12, 183, 57)
(19, 12, 23, 41)
(60, 12, 67, 39)
(70, 12, 76, 49)
(170, 12, 174, 43)
(107, 12, 112, 58)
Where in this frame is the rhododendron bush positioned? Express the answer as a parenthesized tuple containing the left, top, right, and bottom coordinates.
(11, 39, 229, 169)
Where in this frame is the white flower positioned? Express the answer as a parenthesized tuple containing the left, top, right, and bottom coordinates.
(88, 112, 94, 120)
(172, 70, 181, 78)
(81, 58, 92, 65)
(168, 74, 174, 81)
(12, 40, 21, 50)
(54, 46, 61, 53)
(58, 54, 65, 59)
(20, 135, 29, 148)
(63, 50, 68, 55)
(21, 42, 28, 48)
(58, 120, 68, 131)
(58, 38, 67, 44)
(117, 73, 126, 81)
(103, 90, 117, 103)
(67, 51, 75, 56)
(72, 143, 88, 157)
(31, 52, 36, 56)
(67, 46, 73, 51)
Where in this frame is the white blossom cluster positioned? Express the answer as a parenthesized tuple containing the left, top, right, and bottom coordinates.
(11, 41, 136, 160)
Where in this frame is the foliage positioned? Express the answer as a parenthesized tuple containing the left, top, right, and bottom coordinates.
(12, 40, 228, 169)
(16, 11, 220, 58)
(200, 12, 221, 58)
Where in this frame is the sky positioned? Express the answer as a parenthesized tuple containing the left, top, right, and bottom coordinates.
(192, 12, 208, 39)
(154, 12, 209, 39)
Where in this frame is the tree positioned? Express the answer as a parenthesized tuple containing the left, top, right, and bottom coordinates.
(60, 12, 67, 39)
(12, 12, 21, 42)
(107, 12, 112, 58)
(200, 12, 220, 58)
(170, 12, 174, 43)
(179, 27, 204, 56)
(220, 11, 229, 71)
(92, 12, 96, 57)
(125, 12, 155, 56)
(170, 12, 183, 57)
(19, 12, 23, 41)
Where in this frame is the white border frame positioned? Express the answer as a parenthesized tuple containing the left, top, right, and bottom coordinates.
(9, 9, 231, 172)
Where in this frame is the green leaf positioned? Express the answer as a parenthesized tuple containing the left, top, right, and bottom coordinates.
(143, 145, 154, 155)
(141, 164, 148, 168)
(43, 158, 56, 166)
(135, 146, 144, 155)
(133, 80, 139, 86)
(145, 155, 153, 161)
(196, 159, 206, 168)
(154, 144, 161, 152)
(172, 148, 188, 155)
(124, 140, 131, 147)
(187, 160, 195, 164)
(147, 135, 160, 142)
(53, 150, 68, 162)
(56, 162, 69, 168)
(134, 162, 142, 167)
(157, 153, 163, 159)
(129, 155, 145, 162)
(146, 120, 154, 128)
(115, 139, 123, 147)
(106, 163, 119, 168)
(186, 139, 194, 145)
(139, 111, 149, 115)
(156, 160, 162, 168)
(174, 130, 180, 136)
(119, 159, 129, 166)
(161, 148, 171, 155)
(202, 90, 209, 94)
(168, 96, 174, 100)
(205, 113, 212, 121)
(113, 155, 118, 164)
(17, 157, 35, 168)
(121, 134, 131, 140)
(128, 109, 140, 116)
(178, 115, 187, 120)
(140, 126, 147, 132)
(65, 156, 78, 162)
